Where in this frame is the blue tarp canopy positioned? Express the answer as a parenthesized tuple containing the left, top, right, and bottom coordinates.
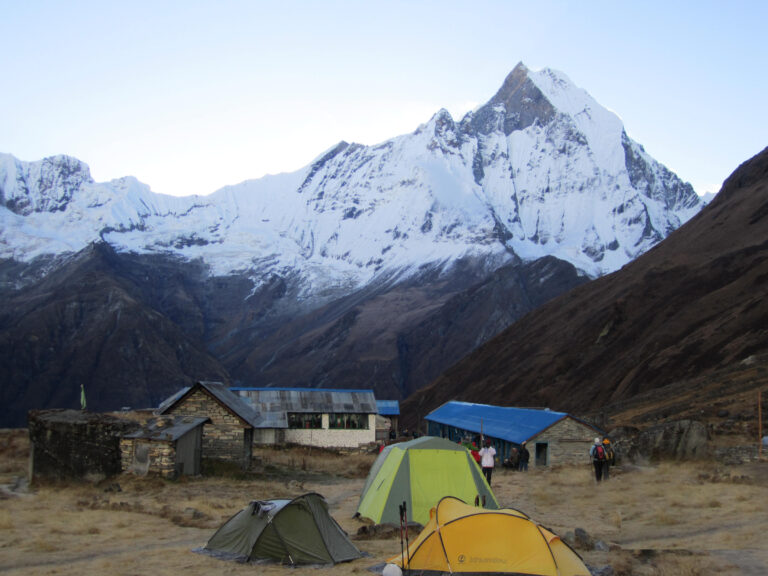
(376, 400, 400, 416)
(425, 401, 568, 445)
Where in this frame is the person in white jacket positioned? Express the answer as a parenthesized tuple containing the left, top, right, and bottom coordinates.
(478, 439, 497, 486)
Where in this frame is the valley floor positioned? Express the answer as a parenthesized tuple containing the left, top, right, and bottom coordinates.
(1, 434, 767, 575)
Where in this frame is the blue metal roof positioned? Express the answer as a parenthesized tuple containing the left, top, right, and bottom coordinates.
(376, 400, 400, 416)
(425, 401, 569, 445)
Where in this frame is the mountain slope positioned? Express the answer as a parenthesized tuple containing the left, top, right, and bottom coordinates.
(402, 146, 768, 430)
(0, 244, 229, 427)
(224, 255, 588, 398)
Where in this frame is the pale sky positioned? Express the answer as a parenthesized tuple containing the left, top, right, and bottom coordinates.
(1, 1, 765, 198)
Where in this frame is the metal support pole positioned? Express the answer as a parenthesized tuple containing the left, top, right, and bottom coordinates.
(759, 389, 763, 459)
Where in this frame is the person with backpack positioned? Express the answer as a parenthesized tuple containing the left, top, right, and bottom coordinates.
(602, 438, 615, 480)
(589, 437, 607, 482)
(518, 441, 530, 471)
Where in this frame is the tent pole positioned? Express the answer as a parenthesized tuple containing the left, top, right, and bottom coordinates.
(399, 503, 405, 570)
(759, 389, 763, 459)
(404, 501, 410, 574)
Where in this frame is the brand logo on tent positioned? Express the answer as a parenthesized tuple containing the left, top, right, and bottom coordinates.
(471, 556, 505, 564)
(458, 554, 466, 564)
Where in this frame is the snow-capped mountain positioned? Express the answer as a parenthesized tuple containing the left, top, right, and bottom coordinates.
(0, 62, 707, 425)
(1, 63, 701, 299)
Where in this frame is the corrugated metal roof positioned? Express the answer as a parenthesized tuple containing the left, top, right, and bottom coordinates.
(156, 387, 190, 414)
(376, 400, 400, 416)
(232, 388, 377, 417)
(425, 401, 569, 445)
(124, 416, 209, 441)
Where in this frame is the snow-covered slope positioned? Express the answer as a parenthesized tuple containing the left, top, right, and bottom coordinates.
(0, 63, 702, 300)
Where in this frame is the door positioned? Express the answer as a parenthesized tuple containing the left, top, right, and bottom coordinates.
(176, 431, 198, 475)
(243, 428, 254, 470)
(535, 443, 548, 467)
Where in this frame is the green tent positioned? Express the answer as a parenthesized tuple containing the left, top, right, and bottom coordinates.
(356, 436, 498, 526)
(203, 493, 361, 565)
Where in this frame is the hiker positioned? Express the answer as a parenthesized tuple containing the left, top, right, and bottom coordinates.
(590, 437, 606, 482)
(479, 438, 496, 486)
(518, 441, 530, 471)
(602, 437, 615, 480)
(507, 446, 519, 471)
(470, 441, 481, 465)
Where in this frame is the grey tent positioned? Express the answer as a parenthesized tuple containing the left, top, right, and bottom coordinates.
(202, 493, 361, 565)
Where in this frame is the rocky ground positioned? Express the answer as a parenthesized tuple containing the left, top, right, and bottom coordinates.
(1, 431, 767, 575)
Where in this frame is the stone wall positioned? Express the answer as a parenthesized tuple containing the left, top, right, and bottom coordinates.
(529, 417, 598, 467)
(609, 420, 710, 462)
(712, 444, 761, 465)
(28, 409, 140, 481)
(120, 438, 176, 478)
(165, 389, 249, 465)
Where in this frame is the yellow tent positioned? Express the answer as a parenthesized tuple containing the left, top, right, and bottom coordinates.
(387, 496, 590, 576)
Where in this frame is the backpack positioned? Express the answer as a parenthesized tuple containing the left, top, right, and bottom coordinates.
(594, 445, 606, 461)
(605, 444, 615, 462)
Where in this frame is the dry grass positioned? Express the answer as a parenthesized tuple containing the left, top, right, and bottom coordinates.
(1, 436, 766, 575)
(251, 444, 377, 479)
(0, 429, 28, 475)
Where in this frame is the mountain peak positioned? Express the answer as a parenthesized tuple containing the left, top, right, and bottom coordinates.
(0, 154, 92, 216)
(471, 62, 555, 135)
(496, 61, 531, 95)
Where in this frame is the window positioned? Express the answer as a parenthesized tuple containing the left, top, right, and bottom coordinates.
(288, 413, 322, 429)
(329, 413, 369, 430)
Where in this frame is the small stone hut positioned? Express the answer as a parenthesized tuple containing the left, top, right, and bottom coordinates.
(121, 415, 208, 478)
(158, 381, 263, 469)
(28, 409, 140, 482)
(425, 401, 601, 467)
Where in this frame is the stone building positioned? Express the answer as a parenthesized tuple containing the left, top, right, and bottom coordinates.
(121, 415, 208, 478)
(231, 387, 377, 449)
(158, 381, 263, 469)
(425, 401, 601, 467)
(28, 409, 140, 482)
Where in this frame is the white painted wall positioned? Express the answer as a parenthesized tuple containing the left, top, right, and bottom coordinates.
(253, 413, 376, 448)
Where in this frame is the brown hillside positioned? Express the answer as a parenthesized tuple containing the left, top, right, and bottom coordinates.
(403, 146, 768, 430)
